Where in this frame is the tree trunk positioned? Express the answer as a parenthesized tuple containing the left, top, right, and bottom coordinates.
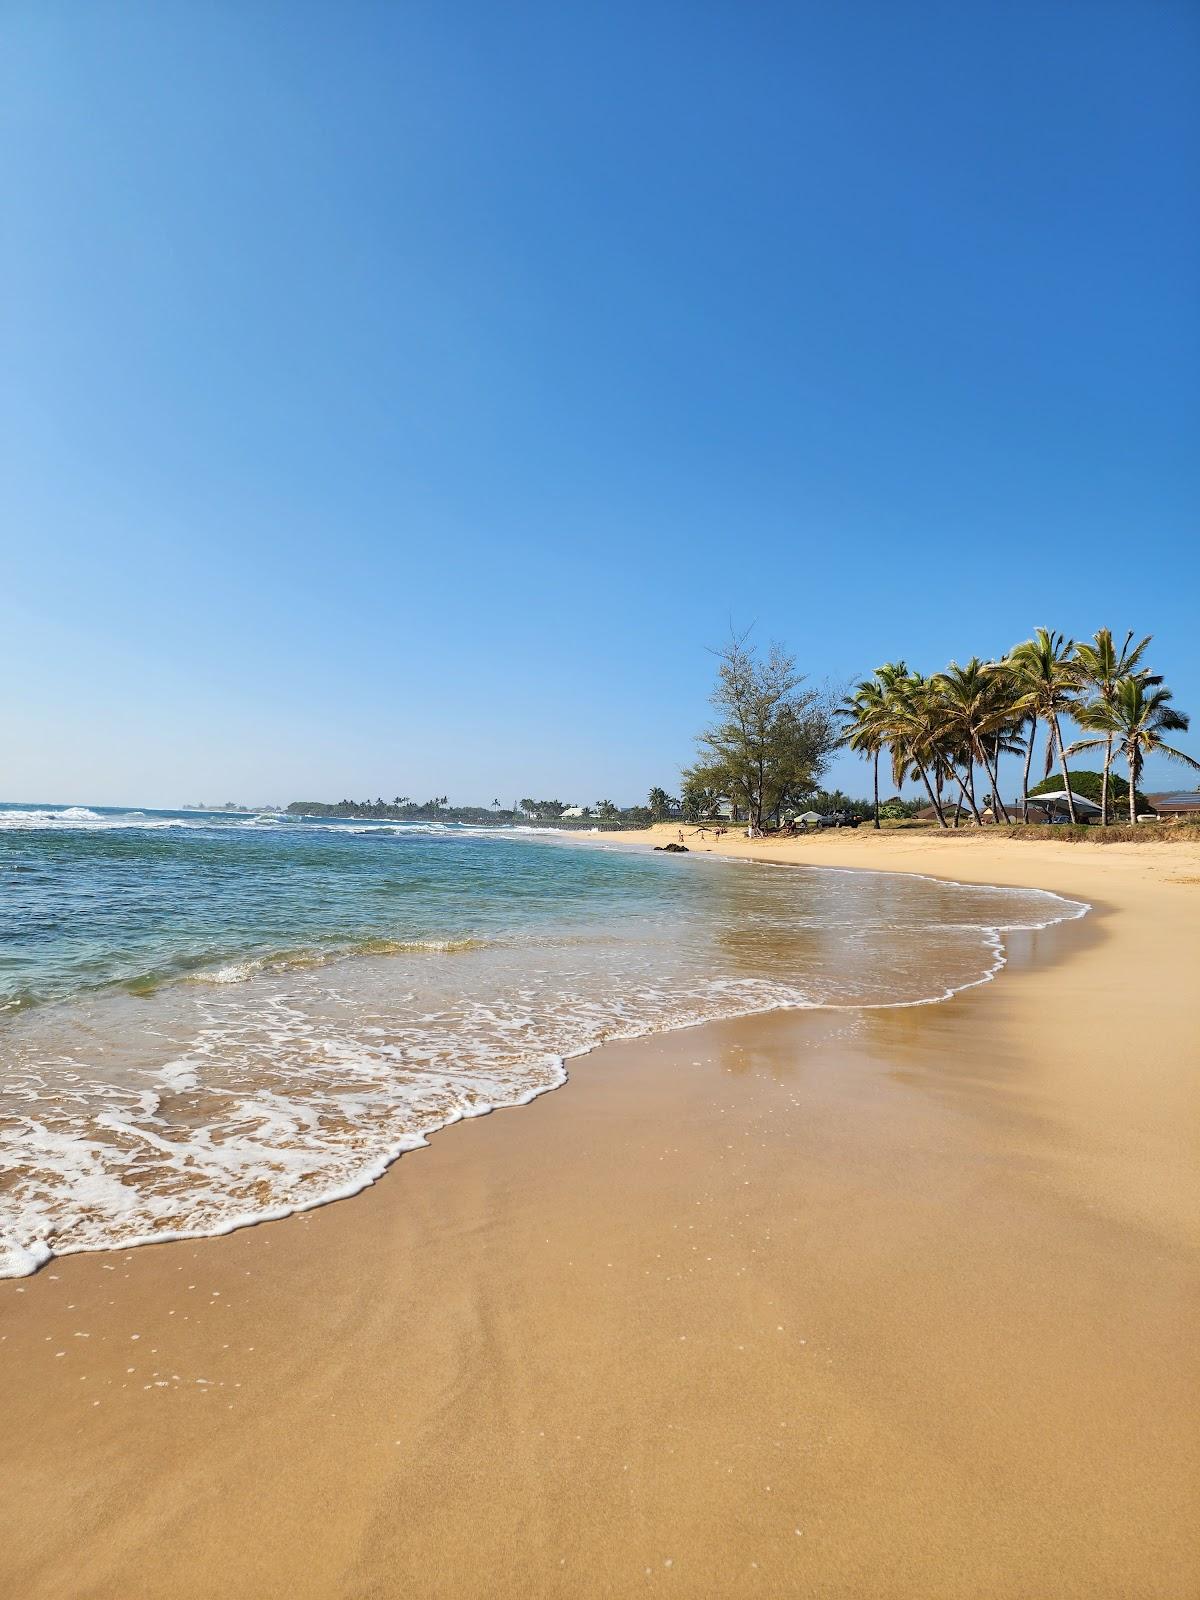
(968, 762, 983, 823)
(948, 761, 983, 826)
(994, 736, 1013, 822)
(873, 749, 880, 829)
(979, 740, 1011, 823)
(1129, 751, 1138, 825)
(1051, 715, 1078, 823)
(913, 758, 948, 828)
(1101, 733, 1113, 825)
(1021, 714, 1037, 822)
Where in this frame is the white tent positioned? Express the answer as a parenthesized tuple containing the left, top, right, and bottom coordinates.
(1025, 790, 1102, 816)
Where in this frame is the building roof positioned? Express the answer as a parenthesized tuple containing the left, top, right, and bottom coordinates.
(1146, 792, 1200, 811)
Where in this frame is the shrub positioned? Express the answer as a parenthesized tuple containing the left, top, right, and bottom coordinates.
(1027, 769, 1149, 812)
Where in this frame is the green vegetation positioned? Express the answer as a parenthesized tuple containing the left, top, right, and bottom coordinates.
(1008, 629, 1080, 821)
(290, 629, 1195, 838)
(683, 634, 837, 832)
(518, 799, 569, 820)
(680, 775, 722, 823)
(1069, 630, 1154, 826)
(287, 795, 659, 829)
(289, 797, 510, 823)
(1070, 679, 1199, 825)
(647, 786, 678, 822)
(837, 627, 1195, 827)
(1027, 770, 1148, 814)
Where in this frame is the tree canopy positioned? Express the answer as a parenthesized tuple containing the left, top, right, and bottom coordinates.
(1027, 769, 1145, 809)
(685, 635, 835, 830)
(835, 626, 1191, 827)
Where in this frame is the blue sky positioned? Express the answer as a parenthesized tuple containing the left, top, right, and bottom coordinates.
(3, 0, 1197, 808)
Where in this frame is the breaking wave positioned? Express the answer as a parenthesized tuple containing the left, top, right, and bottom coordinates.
(0, 820, 1088, 1277)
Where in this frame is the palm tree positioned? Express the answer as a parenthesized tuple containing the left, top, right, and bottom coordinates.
(982, 659, 1031, 824)
(1072, 630, 1154, 824)
(928, 682, 984, 824)
(930, 658, 1020, 824)
(870, 661, 956, 827)
(1007, 628, 1079, 823)
(885, 670, 950, 828)
(1070, 679, 1198, 825)
(838, 675, 891, 828)
(925, 739, 958, 827)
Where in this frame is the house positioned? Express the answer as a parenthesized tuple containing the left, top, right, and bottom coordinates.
(561, 806, 587, 819)
(916, 802, 972, 823)
(1145, 791, 1200, 821)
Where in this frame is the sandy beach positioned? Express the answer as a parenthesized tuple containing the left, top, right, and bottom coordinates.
(1, 830, 1197, 1599)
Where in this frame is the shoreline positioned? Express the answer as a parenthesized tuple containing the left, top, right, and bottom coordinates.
(580, 814, 1187, 893)
(1, 844, 1090, 1283)
(1, 832, 1197, 1596)
(591, 826, 1200, 1240)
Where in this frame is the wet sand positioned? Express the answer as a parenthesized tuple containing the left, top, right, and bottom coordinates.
(1, 833, 1197, 1598)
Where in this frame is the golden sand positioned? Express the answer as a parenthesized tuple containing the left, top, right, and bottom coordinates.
(1, 830, 1197, 1599)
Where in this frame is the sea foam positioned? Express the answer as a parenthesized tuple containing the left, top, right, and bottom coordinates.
(0, 829, 1087, 1277)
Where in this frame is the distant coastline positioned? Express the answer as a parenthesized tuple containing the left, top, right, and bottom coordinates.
(285, 799, 646, 829)
(289, 799, 525, 824)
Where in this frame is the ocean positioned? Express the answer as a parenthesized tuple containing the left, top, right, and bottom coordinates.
(0, 804, 1087, 1276)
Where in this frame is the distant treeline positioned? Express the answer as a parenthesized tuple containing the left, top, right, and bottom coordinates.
(288, 799, 514, 823)
(285, 798, 656, 827)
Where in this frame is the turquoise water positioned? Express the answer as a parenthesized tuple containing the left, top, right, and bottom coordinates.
(0, 804, 1087, 1276)
(1, 805, 723, 1013)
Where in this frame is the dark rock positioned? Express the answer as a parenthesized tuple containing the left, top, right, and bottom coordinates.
(653, 842, 690, 852)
